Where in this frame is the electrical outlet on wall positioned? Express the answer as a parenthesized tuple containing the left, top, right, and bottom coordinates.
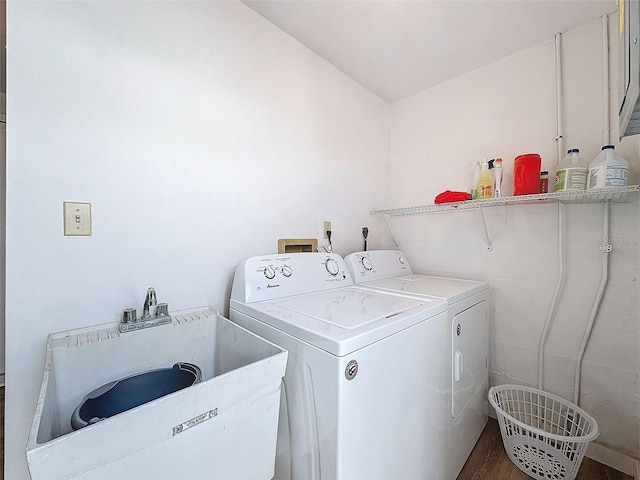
(323, 221, 331, 238)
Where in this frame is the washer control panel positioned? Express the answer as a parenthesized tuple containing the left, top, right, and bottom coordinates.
(232, 252, 353, 303)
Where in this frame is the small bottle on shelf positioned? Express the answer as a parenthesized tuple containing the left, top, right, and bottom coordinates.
(494, 158, 503, 198)
(540, 171, 549, 193)
(470, 162, 481, 199)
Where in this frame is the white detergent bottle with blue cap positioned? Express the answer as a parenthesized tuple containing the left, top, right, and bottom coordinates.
(555, 148, 588, 191)
(588, 145, 628, 189)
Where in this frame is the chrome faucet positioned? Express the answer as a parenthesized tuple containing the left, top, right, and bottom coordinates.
(120, 287, 171, 333)
(142, 287, 157, 319)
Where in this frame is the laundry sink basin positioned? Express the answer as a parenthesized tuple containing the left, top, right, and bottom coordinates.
(26, 307, 287, 480)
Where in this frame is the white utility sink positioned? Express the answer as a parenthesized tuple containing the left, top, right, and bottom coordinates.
(26, 307, 287, 480)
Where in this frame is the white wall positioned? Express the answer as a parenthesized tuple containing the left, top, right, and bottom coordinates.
(389, 16, 640, 459)
(5, 2, 389, 478)
(7, 2, 640, 478)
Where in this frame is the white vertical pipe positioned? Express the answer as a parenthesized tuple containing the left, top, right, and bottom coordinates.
(538, 202, 565, 390)
(573, 16, 612, 406)
(603, 14, 611, 145)
(538, 32, 567, 391)
(538, 33, 567, 390)
(555, 33, 565, 162)
(574, 201, 610, 405)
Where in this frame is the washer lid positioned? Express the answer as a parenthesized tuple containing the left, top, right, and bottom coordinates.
(231, 286, 446, 356)
(276, 288, 422, 329)
(363, 275, 488, 304)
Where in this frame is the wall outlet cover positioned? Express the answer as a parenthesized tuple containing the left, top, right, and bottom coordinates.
(323, 221, 331, 238)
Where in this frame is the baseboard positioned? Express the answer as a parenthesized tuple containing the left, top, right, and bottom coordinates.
(586, 441, 635, 476)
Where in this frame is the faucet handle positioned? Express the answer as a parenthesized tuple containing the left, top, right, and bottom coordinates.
(156, 303, 169, 317)
(122, 308, 137, 323)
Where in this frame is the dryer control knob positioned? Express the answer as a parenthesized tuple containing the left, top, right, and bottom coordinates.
(325, 258, 340, 276)
(281, 265, 293, 277)
(264, 265, 276, 279)
(361, 256, 374, 271)
(398, 255, 405, 264)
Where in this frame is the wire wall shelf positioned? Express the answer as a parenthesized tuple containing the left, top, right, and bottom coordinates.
(371, 185, 640, 217)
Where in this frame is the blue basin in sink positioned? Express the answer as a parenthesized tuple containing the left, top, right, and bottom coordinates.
(71, 362, 201, 430)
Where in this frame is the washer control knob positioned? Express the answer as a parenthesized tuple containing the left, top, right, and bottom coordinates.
(264, 265, 276, 279)
(398, 255, 405, 265)
(361, 256, 374, 271)
(325, 258, 340, 276)
(281, 265, 293, 277)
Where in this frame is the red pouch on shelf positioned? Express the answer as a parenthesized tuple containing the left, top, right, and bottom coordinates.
(434, 190, 472, 204)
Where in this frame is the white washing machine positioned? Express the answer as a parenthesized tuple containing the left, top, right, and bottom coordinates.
(230, 253, 450, 480)
(344, 250, 489, 480)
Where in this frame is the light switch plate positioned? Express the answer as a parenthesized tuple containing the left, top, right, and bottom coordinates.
(63, 202, 92, 236)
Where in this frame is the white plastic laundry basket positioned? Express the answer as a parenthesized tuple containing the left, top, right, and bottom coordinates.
(488, 385, 599, 480)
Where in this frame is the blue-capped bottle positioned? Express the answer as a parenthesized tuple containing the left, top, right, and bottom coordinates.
(555, 148, 587, 191)
(588, 145, 628, 189)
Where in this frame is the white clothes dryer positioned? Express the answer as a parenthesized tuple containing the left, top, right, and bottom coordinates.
(344, 250, 489, 480)
(230, 253, 449, 480)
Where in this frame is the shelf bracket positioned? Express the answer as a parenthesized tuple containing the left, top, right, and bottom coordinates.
(381, 214, 399, 247)
(479, 206, 492, 250)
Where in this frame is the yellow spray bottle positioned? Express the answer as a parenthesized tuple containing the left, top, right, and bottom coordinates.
(477, 158, 493, 199)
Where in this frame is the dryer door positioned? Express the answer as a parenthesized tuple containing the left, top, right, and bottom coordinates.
(451, 301, 488, 418)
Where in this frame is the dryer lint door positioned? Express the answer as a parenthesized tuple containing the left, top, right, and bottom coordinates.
(451, 301, 488, 418)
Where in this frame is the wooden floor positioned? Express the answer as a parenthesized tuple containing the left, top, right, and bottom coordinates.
(457, 418, 632, 480)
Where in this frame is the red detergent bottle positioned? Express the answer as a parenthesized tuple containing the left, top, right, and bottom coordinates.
(513, 153, 542, 195)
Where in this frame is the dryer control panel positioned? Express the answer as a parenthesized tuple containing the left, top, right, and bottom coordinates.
(231, 253, 353, 303)
(344, 250, 413, 283)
